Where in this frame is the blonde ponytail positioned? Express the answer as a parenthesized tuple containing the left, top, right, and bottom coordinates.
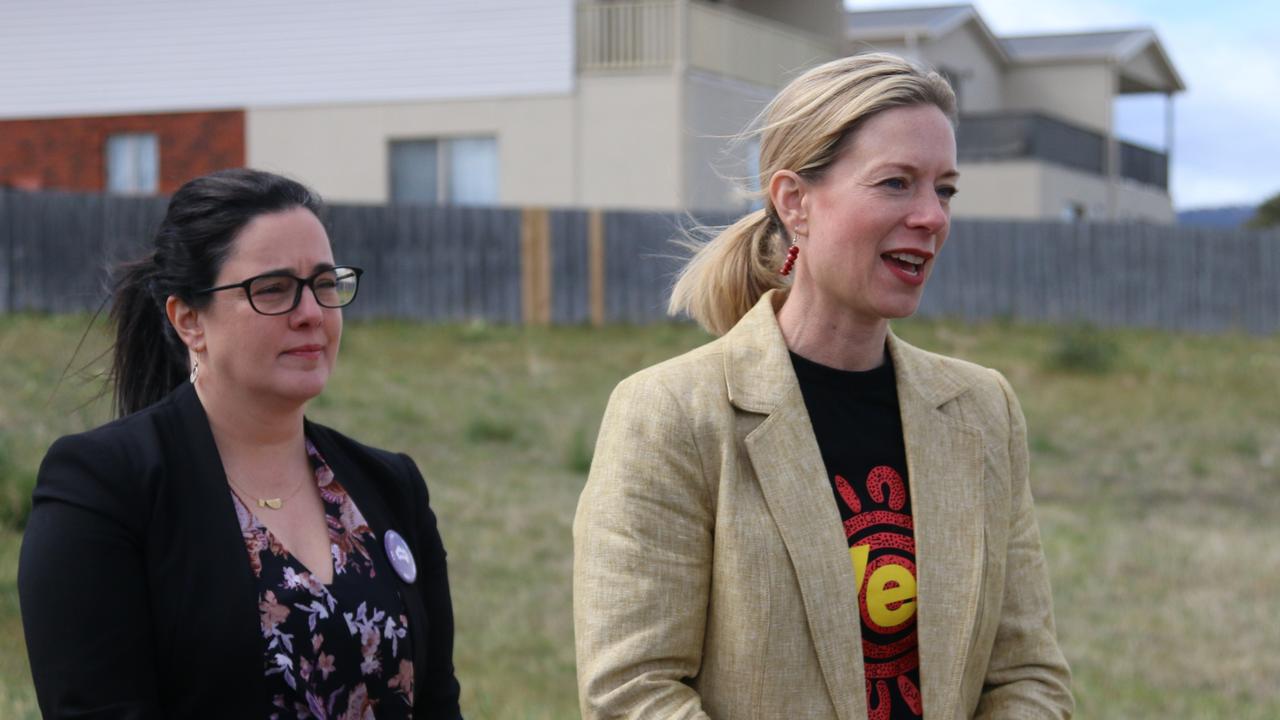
(668, 209, 789, 336)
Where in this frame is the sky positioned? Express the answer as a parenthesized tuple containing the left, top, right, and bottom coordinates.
(846, 0, 1280, 210)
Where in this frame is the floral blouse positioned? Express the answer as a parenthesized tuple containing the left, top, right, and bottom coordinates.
(232, 439, 415, 719)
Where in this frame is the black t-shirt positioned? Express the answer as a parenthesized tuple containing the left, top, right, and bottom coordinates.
(792, 349, 923, 719)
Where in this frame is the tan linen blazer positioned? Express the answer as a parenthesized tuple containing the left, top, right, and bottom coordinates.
(574, 290, 1073, 720)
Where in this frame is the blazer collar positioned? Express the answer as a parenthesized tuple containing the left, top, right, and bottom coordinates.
(728, 290, 986, 720)
(724, 290, 972, 414)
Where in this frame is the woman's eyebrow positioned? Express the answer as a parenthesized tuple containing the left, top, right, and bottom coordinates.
(256, 262, 336, 276)
(870, 162, 960, 179)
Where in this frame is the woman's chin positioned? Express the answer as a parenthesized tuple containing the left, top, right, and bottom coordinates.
(267, 373, 331, 406)
(867, 298, 922, 321)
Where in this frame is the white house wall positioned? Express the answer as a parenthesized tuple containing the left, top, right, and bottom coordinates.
(247, 96, 576, 206)
(0, 0, 573, 119)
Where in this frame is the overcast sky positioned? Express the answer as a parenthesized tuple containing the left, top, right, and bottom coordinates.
(846, 0, 1279, 210)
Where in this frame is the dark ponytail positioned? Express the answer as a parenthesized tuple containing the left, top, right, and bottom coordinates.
(108, 169, 324, 417)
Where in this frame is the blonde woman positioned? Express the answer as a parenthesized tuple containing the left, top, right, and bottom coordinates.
(573, 54, 1073, 719)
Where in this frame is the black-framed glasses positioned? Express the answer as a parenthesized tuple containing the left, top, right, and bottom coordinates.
(196, 266, 364, 316)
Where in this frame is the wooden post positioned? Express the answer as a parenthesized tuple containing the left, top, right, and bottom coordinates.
(588, 209, 606, 326)
(521, 207, 552, 325)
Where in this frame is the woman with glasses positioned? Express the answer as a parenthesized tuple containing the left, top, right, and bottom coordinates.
(19, 169, 462, 719)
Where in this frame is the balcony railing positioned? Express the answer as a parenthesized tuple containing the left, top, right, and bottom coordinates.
(1119, 140, 1168, 189)
(957, 112, 1168, 189)
(577, 0, 838, 88)
(957, 112, 1105, 175)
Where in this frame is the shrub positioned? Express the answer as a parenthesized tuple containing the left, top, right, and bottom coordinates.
(1045, 325, 1119, 374)
(464, 416, 518, 444)
(0, 441, 35, 530)
(565, 426, 594, 475)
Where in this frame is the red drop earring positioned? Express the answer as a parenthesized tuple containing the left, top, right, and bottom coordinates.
(779, 236, 800, 276)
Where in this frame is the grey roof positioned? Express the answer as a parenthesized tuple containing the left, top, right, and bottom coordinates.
(1001, 29, 1154, 63)
(845, 4, 1184, 92)
(846, 4, 975, 39)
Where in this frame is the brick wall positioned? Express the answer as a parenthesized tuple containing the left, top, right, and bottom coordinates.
(0, 110, 245, 194)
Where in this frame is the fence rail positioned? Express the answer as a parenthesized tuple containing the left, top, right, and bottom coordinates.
(2, 189, 1278, 334)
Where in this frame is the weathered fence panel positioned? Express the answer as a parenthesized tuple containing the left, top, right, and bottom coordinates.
(2, 189, 1278, 333)
(915, 221, 1280, 333)
(550, 210, 590, 325)
(0, 191, 164, 314)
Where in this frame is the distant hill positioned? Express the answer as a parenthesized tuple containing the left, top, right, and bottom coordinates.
(1177, 205, 1256, 228)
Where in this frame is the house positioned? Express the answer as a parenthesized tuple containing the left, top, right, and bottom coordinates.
(0, 1, 1180, 222)
(846, 4, 1184, 223)
(0, 0, 842, 211)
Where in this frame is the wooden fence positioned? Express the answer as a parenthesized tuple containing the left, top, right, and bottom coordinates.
(2, 189, 1278, 333)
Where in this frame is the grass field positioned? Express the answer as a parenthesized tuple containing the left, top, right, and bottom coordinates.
(1, 313, 1278, 719)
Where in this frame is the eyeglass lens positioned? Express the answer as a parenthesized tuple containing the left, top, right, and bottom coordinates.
(247, 268, 359, 314)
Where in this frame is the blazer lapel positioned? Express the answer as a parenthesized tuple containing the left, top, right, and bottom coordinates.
(888, 334, 986, 720)
(305, 424, 433, 685)
(161, 383, 266, 704)
(727, 292, 868, 720)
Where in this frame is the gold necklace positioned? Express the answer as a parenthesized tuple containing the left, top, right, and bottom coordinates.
(227, 472, 311, 510)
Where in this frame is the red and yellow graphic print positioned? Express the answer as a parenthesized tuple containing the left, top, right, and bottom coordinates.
(836, 465, 922, 719)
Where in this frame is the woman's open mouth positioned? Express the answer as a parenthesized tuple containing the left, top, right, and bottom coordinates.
(882, 251, 929, 286)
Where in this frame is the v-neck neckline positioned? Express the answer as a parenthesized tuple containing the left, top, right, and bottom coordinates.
(230, 438, 341, 586)
(231, 486, 338, 586)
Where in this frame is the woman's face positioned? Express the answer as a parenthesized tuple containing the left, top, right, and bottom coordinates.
(795, 103, 958, 323)
(195, 207, 342, 407)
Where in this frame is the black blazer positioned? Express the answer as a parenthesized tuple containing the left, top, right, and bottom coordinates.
(18, 382, 462, 719)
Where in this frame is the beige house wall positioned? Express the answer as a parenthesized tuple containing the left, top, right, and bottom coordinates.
(577, 74, 682, 209)
(1036, 163, 1112, 219)
(1114, 180, 1176, 223)
(950, 161, 1045, 219)
(247, 96, 577, 206)
(1004, 63, 1114, 133)
(953, 160, 1173, 222)
(722, 0, 845, 42)
(1039, 163, 1172, 222)
(247, 73, 685, 210)
(683, 71, 775, 211)
(860, 41, 911, 59)
(1122, 45, 1172, 92)
(848, 27, 1003, 113)
(922, 24, 1004, 113)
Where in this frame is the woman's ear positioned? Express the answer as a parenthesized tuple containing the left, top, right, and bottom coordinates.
(165, 296, 205, 354)
(769, 170, 808, 237)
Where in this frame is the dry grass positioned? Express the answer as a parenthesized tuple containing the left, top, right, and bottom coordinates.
(1, 314, 1278, 718)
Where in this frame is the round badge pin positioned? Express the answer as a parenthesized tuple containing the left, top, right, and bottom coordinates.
(383, 529, 418, 584)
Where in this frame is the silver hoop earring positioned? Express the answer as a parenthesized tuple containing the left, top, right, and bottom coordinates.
(189, 359, 199, 384)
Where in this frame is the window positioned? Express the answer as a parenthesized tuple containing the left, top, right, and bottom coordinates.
(1062, 202, 1087, 222)
(105, 133, 159, 194)
(389, 137, 498, 205)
